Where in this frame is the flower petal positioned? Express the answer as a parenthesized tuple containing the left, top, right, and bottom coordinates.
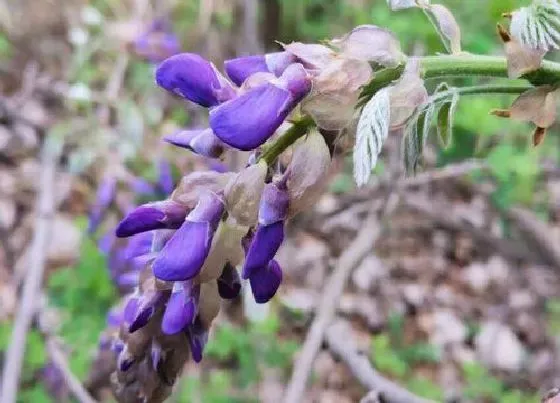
(164, 128, 225, 158)
(217, 262, 241, 299)
(242, 221, 284, 279)
(258, 182, 289, 225)
(152, 221, 213, 281)
(210, 83, 292, 150)
(161, 284, 198, 335)
(249, 260, 282, 303)
(129, 290, 165, 332)
(225, 55, 269, 86)
(156, 53, 225, 107)
(331, 25, 403, 67)
(116, 201, 187, 238)
(187, 317, 208, 363)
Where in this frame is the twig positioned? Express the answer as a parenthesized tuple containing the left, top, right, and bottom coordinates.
(46, 339, 98, 403)
(283, 194, 398, 403)
(0, 142, 58, 403)
(505, 206, 560, 269)
(403, 196, 540, 263)
(98, 52, 129, 126)
(325, 319, 434, 403)
(324, 160, 485, 219)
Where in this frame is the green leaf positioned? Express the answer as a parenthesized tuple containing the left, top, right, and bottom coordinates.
(354, 87, 391, 186)
(436, 91, 459, 148)
(403, 108, 431, 175)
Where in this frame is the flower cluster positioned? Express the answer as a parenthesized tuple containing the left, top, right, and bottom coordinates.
(96, 22, 423, 402)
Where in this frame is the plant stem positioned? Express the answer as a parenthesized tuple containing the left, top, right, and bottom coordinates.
(361, 54, 560, 100)
(259, 115, 315, 164)
(430, 83, 533, 102)
(259, 56, 558, 164)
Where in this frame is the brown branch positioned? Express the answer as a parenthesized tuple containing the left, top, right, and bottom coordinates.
(504, 206, 560, 269)
(0, 143, 58, 403)
(326, 320, 434, 403)
(403, 196, 540, 263)
(283, 193, 399, 403)
(46, 339, 98, 403)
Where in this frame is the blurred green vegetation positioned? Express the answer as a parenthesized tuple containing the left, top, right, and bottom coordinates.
(177, 315, 298, 403)
(370, 313, 540, 402)
(1, 0, 557, 401)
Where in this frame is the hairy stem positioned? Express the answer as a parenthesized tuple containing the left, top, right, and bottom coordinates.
(361, 54, 560, 100)
(260, 56, 558, 164)
(259, 115, 315, 164)
(430, 83, 533, 102)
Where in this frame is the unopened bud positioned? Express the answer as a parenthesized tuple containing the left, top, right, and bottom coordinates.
(224, 161, 267, 226)
(286, 130, 331, 216)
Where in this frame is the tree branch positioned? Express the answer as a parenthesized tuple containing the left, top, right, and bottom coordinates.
(46, 339, 98, 403)
(283, 193, 399, 403)
(325, 319, 434, 403)
(0, 142, 58, 403)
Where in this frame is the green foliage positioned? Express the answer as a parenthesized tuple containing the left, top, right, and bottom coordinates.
(487, 142, 540, 208)
(177, 371, 258, 403)
(47, 218, 118, 378)
(407, 376, 445, 401)
(0, 321, 12, 350)
(461, 362, 539, 402)
(17, 385, 54, 403)
(24, 330, 47, 374)
(0, 33, 13, 58)
(546, 298, 560, 335)
(370, 313, 442, 398)
(205, 315, 298, 387)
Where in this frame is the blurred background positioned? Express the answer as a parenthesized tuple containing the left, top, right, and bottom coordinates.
(2, 0, 560, 402)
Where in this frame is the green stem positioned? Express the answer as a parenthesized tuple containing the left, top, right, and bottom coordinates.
(259, 115, 314, 165)
(360, 55, 560, 100)
(431, 83, 533, 102)
(260, 56, 560, 164)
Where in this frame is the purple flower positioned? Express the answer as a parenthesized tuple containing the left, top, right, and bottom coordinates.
(152, 192, 224, 281)
(124, 294, 141, 325)
(242, 182, 289, 279)
(224, 51, 296, 86)
(116, 200, 188, 238)
(134, 19, 181, 63)
(107, 306, 124, 327)
(41, 363, 68, 401)
(209, 63, 311, 150)
(88, 175, 117, 234)
(98, 230, 116, 254)
(150, 342, 163, 371)
(161, 282, 200, 335)
(187, 316, 209, 363)
(217, 262, 241, 299)
(129, 290, 166, 333)
(250, 260, 282, 303)
(106, 232, 153, 293)
(242, 221, 284, 279)
(128, 177, 156, 196)
(164, 128, 226, 158)
(157, 159, 175, 195)
(156, 53, 235, 107)
(123, 231, 153, 259)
